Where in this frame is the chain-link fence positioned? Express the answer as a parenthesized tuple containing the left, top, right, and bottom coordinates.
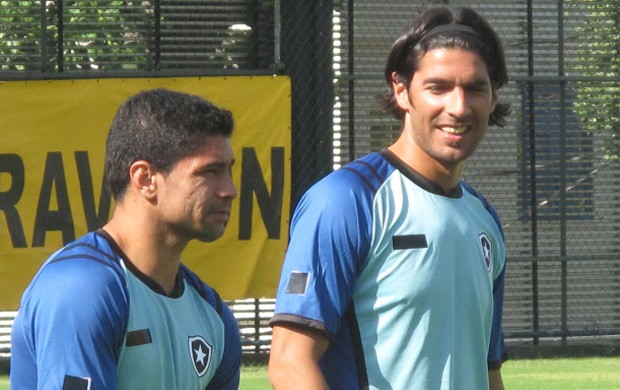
(1, 0, 619, 354)
(331, 0, 620, 350)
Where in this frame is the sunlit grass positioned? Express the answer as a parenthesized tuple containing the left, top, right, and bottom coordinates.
(2, 357, 619, 389)
(502, 357, 620, 390)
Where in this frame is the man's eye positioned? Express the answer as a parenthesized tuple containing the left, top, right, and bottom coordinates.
(428, 85, 449, 93)
(199, 168, 218, 176)
(470, 86, 489, 93)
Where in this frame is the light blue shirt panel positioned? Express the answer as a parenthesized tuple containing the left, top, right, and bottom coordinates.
(353, 170, 505, 390)
(117, 262, 225, 390)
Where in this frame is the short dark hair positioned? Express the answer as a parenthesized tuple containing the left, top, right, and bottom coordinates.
(105, 88, 234, 200)
(383, 6, 510, 127)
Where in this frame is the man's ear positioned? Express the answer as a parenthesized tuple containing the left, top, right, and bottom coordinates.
(129, 160, 158, 200)
(491, 89, 499, 112)
(392, 72, 410, 110)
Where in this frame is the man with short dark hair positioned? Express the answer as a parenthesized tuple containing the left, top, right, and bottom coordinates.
(11, 88, 242, 389)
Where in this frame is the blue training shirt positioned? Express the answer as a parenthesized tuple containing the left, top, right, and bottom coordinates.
(271, 149, 507, 390)
(10, 230, 241, 390)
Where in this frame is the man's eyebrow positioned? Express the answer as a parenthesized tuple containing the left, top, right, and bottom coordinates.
(197, 158, 236, 171)
(466, 79, 492, 88)
(423, 77, 491, 88)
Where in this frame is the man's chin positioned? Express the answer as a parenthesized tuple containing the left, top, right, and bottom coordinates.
(196, 235, 218, 243)
(196, 228, 226, 243)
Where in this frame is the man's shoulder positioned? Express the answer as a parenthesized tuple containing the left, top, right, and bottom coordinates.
(180, 265, 227, 316)
(461, 180, 504, 237)
(333, 151, 393, 182)
(16, 232, 130, 337)
(309, 151, 395, 197)
(24, 232, 126, 301)
(460, 181, 498, 210)
(42, 231, 124, 278)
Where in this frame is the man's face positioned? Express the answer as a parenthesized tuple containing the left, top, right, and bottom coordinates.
(400, 48, 498, 169)
(156, 135, 237, 243)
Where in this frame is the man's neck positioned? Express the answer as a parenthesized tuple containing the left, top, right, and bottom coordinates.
(103, 208, 186, 295)
(387, 142, 464, 194)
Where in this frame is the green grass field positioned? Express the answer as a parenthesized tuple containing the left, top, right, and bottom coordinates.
(2, 357, 619, 389)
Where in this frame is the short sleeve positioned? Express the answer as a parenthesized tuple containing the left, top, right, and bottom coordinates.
(10, 255, 129, 389)
(271, 169, 375, 336)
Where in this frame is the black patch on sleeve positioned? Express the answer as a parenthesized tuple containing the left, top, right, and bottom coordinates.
(126, 329, 152, 346)
(286, 271, 309, 295)
(392, 234, 428, 250)
(63, 375, 90, 390)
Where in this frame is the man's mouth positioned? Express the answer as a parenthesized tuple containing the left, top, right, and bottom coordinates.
(440, 126, 468, 135)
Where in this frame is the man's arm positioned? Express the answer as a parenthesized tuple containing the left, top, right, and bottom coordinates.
(489, 368, 505, 390)
(10, 254, 128, 389)
(268, 325, 331, 390)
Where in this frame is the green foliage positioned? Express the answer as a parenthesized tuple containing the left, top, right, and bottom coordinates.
(0, 0, 152, 71)
(59, 0, 152, 71)
(0, 1, 254, 72)
(0, 0, 49, 71)
(567, 0, 620, 159)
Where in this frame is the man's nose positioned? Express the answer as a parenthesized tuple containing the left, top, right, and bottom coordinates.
(446, 88, 471, 117)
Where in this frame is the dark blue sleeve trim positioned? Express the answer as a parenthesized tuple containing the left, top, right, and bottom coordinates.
(461, 181, 505, 239)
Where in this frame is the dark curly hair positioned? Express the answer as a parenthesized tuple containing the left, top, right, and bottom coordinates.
(104, 88, 234, 201)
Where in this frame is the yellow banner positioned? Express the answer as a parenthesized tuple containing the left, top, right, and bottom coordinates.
(0, 76, 291, 308)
